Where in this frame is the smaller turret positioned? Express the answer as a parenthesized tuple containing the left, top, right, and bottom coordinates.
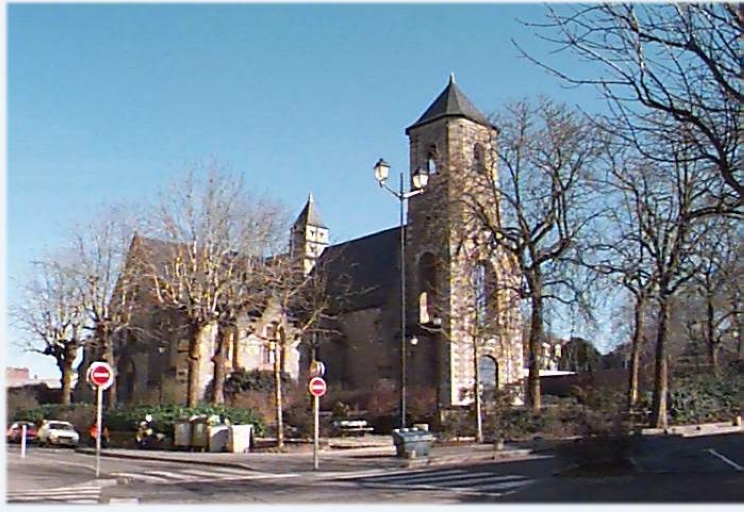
(290, 193, 329, 274)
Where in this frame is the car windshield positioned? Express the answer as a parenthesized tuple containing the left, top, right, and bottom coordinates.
(48, 422, 74, 431)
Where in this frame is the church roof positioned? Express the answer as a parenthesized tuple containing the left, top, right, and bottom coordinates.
(316, 226, 401, 312)
(293, 193, 327, 229)
(406, 74, 494, 133)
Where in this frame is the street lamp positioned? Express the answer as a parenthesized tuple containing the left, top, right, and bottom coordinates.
(374, 158, 429, 428)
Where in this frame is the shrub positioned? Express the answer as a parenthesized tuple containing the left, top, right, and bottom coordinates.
(225, 368, 292, 397)
(15, 402, 266, 437)
(669, 370, 743, 424)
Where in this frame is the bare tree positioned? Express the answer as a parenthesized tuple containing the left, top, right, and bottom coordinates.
(258, 249, 340, 449)
(612, 141, 721, 428)
(463, 98, 604, 413)
(520, 3, 743, 204)
(591, 144, 657, 410)
(70, 204, 142, 408)
(12, 259, 87, 405)
(448, 251, 521, 442)
(679, 220, 743, 374)
(139, 162, 289, 408)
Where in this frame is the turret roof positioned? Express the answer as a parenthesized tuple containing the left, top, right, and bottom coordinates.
(406, 74, 494, 133)
(293, 193, 327, 229)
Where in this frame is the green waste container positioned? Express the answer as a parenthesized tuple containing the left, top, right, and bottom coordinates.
(392, 427, 434, 458)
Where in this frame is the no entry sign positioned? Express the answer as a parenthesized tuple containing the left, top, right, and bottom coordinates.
(308, 376, 327, 397)
(87, 362, 114, 390)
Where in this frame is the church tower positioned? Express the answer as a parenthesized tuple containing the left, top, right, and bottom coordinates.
(290, 193, 329, 275)
(405, 75, 524, 408)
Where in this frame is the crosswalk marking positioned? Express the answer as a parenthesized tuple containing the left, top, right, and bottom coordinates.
(7, 485, 102, 504)
(110, 467, 300, 485)
(344, 468, 534, 497)
(145, 470, 198, 480)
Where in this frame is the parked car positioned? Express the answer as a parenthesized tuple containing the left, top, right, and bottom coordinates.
(6, 421, 38, 443)
(37, 420, 80, 447)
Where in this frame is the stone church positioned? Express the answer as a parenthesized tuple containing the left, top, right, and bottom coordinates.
(305, 76, 524, 409)
(81, 77, 524, 414)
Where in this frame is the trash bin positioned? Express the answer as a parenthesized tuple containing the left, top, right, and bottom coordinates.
(392, 427, 434, 459)
(190, 416, 208, 452)
(208, 424, 230, 452)
(174, 420, 192, 450)
(228, 424, 253, 453)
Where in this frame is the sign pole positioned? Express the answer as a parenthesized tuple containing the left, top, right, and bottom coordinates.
(313, 394, 319, 471)
(95, 385, 102, 478)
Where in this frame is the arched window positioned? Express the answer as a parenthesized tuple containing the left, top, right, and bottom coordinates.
(426, 146, 438, 175)
(473, 144, 486, 174)
(473, 261, 500, 328)
(478, 356, 498, 392)
(473, 262, 488, 325)
(418, 252, 438, 324)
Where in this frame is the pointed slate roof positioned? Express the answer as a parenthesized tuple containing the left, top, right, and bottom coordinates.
(406, 74, 494, 133)
(293, 193, 327, 229)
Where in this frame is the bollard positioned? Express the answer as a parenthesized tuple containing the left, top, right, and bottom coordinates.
(21, 424, 27, 459)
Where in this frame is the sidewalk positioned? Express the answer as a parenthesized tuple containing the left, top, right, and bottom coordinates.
(76, 436, 537, 475)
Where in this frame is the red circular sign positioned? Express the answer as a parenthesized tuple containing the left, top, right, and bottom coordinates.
(308, 376, 327, 397)
(88, 362, 114, 389)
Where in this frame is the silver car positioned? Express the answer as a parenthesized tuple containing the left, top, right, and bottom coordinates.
(37, 420, 80, 447)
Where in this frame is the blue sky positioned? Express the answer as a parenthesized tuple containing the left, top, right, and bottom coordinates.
(6, 3, 609, 380)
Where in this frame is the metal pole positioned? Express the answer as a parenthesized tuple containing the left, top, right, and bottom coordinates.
(399, 171, 407, 430)
(313, 394, 319, 470)
(21, 424, 27, 459)
(95, 385, 102, 478)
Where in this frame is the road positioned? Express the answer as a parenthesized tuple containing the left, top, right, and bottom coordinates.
(6, 432, 743, 504)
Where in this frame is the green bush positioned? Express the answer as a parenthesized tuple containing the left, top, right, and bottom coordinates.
(669, 370, 743, 424)
(224, 368, 292, 396)
(14, 403, 266, 437)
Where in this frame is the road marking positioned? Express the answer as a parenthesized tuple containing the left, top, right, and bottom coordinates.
(112, 472, 171, 483)
(359, 468, 468, 483)
(347, 468, 534, 497)
(707, 448, 743, 471)
(140, 470, 197, 480)
(334, 467, 465, 480)
(7, 485, 101, 503)
(112, 469, 300, 485)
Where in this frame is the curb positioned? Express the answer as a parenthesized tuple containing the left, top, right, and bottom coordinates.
(401, 448, 534, 469)
(76, 445, 536, 474)
(75, 448, 260, 471)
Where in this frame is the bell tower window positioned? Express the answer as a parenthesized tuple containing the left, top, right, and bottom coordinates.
(426, 146, 438, 175)
(418, 252, 439, 324)
(473, 143, 486, 174)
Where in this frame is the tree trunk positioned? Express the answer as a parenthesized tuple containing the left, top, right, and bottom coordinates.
(650, 295, 670, 429)
(211, 326, 229, 405)
(627, 295, 645, 410)
(705, 299, 719, 376)
(708, 342, 719, 376)
(186, 324, 202, 408)
(59, 345, 78, 405)
(102, 327, 117, 410)
(274, 340, 284, 449)
(473, 337, 483, 443)
(527, 292, 544, 413)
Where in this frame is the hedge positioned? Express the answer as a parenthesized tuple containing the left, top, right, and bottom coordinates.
(12, 403, 266, 437)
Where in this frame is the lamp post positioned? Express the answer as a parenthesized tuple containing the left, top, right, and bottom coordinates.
(374, 158, 429, 428)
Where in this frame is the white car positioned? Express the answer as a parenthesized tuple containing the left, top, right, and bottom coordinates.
(37, 420, 80, 447)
